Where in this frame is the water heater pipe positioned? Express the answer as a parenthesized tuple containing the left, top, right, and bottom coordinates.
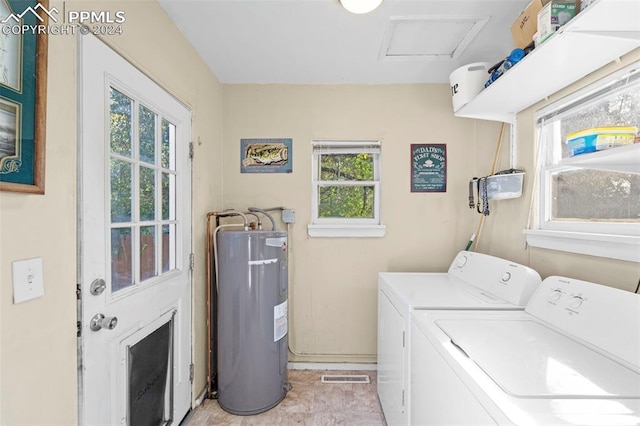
(248, 207, 277, 231)
(215, 209, 249, 231)
(244, 212, 262, 230)
(205, 212, 217, 397)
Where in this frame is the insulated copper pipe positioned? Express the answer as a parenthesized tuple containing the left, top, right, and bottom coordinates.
(205, 212, 215, 398)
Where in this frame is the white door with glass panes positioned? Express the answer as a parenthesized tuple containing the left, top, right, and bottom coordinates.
(79, 34, 192, 425)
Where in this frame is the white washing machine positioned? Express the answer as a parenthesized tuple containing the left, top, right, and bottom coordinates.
(410, 276, 640, 425)
(377, 250, 542, 425)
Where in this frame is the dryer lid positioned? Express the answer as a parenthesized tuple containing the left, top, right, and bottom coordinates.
(437, 319, 640, 398)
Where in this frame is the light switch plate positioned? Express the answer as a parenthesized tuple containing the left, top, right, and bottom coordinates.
(12, 257, 44, 304)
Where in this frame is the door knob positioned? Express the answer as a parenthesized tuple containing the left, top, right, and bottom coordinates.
(90, 313, 118, 331)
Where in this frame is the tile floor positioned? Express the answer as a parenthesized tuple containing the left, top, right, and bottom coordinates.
(183, 370, 386, 425)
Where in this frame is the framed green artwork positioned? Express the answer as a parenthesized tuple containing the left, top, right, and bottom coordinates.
(0, 0, 48, 193)
(411, 144, 447, 192)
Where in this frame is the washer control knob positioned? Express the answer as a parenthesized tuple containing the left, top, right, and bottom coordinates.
(501, 272, 512, 282)
(550, 290, 562, 302)
(569, 296, 584, 309)
(456, 255, 468, 268)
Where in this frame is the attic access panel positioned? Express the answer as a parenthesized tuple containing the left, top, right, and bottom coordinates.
(380, 16, 489, 61)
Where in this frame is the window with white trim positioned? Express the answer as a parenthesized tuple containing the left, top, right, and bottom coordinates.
(308, 141, 385, 237)
(525, 61, 640, 262)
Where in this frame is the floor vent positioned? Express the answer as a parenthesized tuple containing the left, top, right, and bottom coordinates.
(320, 374, 370, 384)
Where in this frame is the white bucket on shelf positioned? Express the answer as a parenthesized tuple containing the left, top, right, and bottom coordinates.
(486, 172, 524, 200)
(449, 62, 491, 112)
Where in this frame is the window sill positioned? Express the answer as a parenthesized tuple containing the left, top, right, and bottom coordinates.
(523, 229, 640, 263)
(307, 224, 386, 238)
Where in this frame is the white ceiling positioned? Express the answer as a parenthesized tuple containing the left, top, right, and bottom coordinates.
(158, 0, 530, 84)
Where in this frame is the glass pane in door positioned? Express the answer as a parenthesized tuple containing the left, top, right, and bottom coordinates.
(110, 159, 132, 223)
(111, 227, 133, 291)
(139, 166, 156, 222)
(140, 226, 157, 281)
(161, 224, 176, 273)
(162, 173, 175, 221)
(161, 119, 176, 170)
(110, 89, 133, 157)
(139, 105, 156, 164)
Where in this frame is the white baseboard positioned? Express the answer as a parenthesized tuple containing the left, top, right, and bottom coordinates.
(288, 362, 377, 371)
(193, 386, 208, 407)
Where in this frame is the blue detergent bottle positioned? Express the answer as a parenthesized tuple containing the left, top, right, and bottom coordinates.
(485, 48, 526, 87)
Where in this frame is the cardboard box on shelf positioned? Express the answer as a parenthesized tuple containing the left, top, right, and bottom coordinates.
(511, 0, 551, 49)
(537, 1, 578, 45)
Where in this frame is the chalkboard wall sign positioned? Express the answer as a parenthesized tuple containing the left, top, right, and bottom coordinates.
(411, 144, 447, 192)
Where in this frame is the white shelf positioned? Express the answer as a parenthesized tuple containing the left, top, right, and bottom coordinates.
(560, 143, 640, 173)
(455, 0, 640, 123)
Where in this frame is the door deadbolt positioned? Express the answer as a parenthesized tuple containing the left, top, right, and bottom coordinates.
(90, 278, 106, 295)
(90, 313, 118, 331)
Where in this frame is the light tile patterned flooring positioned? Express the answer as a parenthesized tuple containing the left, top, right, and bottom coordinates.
(184, 370, 386, 425)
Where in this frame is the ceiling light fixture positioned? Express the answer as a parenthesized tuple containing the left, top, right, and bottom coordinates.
(340, 0, 383, 14)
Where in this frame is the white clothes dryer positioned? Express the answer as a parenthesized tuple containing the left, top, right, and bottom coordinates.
(410, 276, 640, 425)
(377, 251, 542, 425)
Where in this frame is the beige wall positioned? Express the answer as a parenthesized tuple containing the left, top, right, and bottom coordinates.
(1, 0, 638, 422)
(477, 46, 640, 293)
(222, 84, 501, 362)
(222, 48, 640, 362)
(0, 1, 223, 424)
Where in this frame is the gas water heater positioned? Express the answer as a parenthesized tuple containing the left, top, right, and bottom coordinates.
(216, 229, 289, 415)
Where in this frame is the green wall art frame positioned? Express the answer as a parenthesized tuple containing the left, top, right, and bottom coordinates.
(411, 143, 447, 193)
(0, 0, 48, 193)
